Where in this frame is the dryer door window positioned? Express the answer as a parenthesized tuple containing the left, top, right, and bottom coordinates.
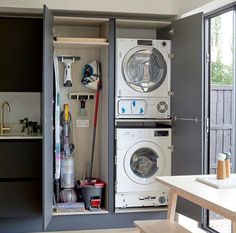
(124, 141, 166, 185)
(122, 47, 167, 93)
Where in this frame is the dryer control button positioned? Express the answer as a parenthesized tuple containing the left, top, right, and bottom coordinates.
(159, 196, 166, 204)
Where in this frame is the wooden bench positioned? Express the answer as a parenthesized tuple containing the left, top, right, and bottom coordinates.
(134, 220, 191, 233)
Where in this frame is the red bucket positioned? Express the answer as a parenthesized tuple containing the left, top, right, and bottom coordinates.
(76, 178, 105, 210)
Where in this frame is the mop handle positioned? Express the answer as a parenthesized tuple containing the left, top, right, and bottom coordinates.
(93, 80, 101, 127)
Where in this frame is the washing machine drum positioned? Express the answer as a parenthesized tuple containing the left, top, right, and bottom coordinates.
(124, 141, 166, 185)
(122, 47, 167, 93)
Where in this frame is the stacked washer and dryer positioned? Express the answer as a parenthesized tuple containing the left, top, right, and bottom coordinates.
(115, 38, 172, 208)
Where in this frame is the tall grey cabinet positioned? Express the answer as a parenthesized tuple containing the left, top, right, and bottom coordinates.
(0, 5, 204, 233)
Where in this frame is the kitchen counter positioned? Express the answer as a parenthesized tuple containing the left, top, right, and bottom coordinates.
(0, 133, 42, 140)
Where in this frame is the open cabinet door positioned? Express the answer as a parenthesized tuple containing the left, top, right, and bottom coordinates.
(171, 13, 204, 222)
(42, 5, 54, 230)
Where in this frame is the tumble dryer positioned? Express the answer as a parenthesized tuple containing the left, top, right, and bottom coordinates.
(115, 128, 171, 208)
(116, 38, 171, 119)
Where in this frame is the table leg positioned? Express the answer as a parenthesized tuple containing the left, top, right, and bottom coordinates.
(167, 190, 177, 221)
(232, 221, 236, 233)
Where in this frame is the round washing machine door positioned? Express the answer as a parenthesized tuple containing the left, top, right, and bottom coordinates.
(122, 47, 167, 93)
(124, 141, 166, 185)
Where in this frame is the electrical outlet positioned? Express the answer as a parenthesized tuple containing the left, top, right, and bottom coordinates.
(76, 120, 89, 128)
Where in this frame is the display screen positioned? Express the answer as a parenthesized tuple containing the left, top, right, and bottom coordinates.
(154, 130, 169, 136)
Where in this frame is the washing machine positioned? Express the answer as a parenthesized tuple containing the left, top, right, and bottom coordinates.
(115, 128, 171, 208)
(116, 38, 171, 119)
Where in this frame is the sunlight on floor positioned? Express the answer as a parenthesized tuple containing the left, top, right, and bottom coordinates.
(177, 214, 206, 233)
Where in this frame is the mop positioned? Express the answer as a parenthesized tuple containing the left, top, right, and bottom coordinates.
(88, 77, 102, 183)
(81, 60, 102, 183)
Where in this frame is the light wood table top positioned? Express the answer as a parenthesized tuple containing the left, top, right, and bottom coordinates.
(156, 175, 236, 232)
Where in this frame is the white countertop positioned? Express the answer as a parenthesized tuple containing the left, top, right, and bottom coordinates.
(0, 133, 43, 140)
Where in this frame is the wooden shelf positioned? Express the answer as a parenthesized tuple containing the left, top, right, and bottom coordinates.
(54, 37, 109, 49)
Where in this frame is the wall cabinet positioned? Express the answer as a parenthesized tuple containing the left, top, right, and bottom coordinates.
(0, 17, 42, 92)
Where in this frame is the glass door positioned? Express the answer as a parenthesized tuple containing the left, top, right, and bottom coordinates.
(205, 8, 235, 233)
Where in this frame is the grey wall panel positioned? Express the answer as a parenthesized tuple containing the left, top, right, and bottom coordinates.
(116, 28, 156, 39)
(46, 211, 166, 231)
(108, 18, 116, 212)
(171, 13, 204, 222)
(43, 5, 54, 230)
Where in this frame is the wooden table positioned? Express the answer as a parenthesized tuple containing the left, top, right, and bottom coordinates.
(156, 175, 236, 233)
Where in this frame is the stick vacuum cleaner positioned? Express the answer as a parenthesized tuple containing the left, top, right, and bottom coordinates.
(59, 56, 80, 87)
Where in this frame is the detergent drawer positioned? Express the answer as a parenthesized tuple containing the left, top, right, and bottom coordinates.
(0, 140, 42, 179)
(0, 180, 41, 218)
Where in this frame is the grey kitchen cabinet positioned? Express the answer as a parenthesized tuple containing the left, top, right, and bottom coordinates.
(0, 139, 42, 218)
(0, 17, 43, 92)
(0, 181, 42, 218)
(0, 140, 42, 179)
(42, 7, 204, 233)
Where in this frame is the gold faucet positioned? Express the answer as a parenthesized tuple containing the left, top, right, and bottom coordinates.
(0, 101, 10, 134)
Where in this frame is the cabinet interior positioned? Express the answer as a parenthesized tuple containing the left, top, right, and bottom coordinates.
(53, 16, 109, 214)
(116, 19, 171, 39)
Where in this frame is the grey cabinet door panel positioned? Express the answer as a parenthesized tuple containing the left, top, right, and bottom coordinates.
(0, 181, 41, 218)
(172, 13, 203, 119)
(43, 5, 54, 230)
(171, 13, 204, 222)
(0, 140, 42, 179)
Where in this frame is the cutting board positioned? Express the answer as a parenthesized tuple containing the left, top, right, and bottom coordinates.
(196, 174, 236, 189)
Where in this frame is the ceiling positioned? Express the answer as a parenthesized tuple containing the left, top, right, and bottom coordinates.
(0, 0, 219, 17)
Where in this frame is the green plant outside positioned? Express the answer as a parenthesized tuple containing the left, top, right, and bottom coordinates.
(211, 61, 233, 85)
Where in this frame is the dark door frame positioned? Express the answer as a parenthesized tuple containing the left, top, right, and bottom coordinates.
(203, 3, 236, 233)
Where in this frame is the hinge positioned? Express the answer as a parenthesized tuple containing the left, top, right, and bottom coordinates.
(115, 155, 117, 165)
(115, 130, 117, 140)
(115, 181, 117, 192)
(168, 91, 174, 96)
(168, 145, 174, 152)
(169, 28, 174, 36)
(206, 117, 209, 134)
(206, 53, 210, 63)
(168, 53, 174, 59)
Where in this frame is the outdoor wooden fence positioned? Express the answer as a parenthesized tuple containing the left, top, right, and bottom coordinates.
(210, 85, 233, 174)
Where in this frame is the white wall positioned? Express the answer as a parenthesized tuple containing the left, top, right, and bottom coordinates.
(0, 93, 41, 129)
(182, 0, 236, 17)
(0, 0, 213, 16)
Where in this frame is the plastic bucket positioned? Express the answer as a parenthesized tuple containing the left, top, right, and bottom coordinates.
(76, 179, 105, 210)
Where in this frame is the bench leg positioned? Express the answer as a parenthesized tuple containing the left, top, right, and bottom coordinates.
(232, 221, 236, 233)
(167, 190, 177, 221)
